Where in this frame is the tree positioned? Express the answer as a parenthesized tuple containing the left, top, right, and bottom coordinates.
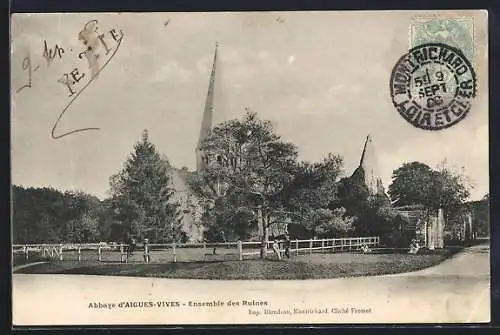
(388, 162, 435, 207)
(12, 185, 107, 243)
(388, 161, 471, 216)
(432, 162, 472, 216)
(280, 154, 355, 238)
(332, 165, 397, 237)
(190, 111, 299, 259)
(109, 130, 183, 243)
(62, 191, 101, 243)
(301, 207, 355, 237)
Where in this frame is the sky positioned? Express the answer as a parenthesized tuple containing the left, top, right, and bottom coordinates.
(11, 11, 489, 201)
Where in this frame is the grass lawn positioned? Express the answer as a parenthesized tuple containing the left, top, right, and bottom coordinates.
(14, 247, 462, 280)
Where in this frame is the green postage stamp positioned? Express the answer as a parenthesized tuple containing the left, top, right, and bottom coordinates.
(410, 16, 475, 64)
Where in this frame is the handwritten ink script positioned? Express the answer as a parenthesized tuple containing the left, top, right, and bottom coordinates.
(15, 19, 124, 139)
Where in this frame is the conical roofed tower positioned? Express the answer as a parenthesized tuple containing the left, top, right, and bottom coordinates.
(196, 42, 219, 172)
(352, 134, 386, 196)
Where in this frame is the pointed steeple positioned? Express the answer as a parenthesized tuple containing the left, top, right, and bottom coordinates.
(355, 134, 386, 196)
(359, 134, 370, 166)
(196, 42, 218, 172)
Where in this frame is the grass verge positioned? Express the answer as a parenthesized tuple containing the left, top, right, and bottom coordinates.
(14, 247, 461, 280)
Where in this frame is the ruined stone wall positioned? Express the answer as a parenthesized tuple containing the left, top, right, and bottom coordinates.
(396, 206, 444, 249)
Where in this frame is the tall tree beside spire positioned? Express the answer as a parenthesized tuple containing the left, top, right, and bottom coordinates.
(109, 129, 184, 243)
(190, 111, 299, 259)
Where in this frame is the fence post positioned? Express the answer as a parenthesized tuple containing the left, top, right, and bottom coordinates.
(143, 240, 150, 263)
(309, 239, 313, 255)
(295, 240, 299, 256)
(42, 244, 46, 257)
(238, 240, 243, 261)
(321, 239, 325, 253)
(97, 245, 102, 262)
(59, 243, 63, 261)
(78, 244, 81, 261)
(24, 245, 28, 260)
(172, 242, 177, 263)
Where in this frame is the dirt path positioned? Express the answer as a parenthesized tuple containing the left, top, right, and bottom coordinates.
(12, 261, 48, 272)
(12, 243, 490, 325)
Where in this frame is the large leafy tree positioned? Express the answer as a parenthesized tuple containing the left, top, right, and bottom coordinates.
(190, 111, 299, 259)
(281, 154, 355, 238)
(109, 130, 183, 243)
(190, 111, 356, 258)
(388, 161, 471, 216)
(388, 162, 434, 207)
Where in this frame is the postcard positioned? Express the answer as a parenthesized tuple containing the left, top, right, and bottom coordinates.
(11, 10, 490, 326)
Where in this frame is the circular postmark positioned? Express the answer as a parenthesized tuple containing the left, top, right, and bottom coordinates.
(390, 42, 476, 130)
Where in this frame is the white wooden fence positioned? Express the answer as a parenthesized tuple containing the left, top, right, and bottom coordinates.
(12, 236, 379, 263)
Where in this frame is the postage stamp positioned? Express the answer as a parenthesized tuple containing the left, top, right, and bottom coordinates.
(409, 17, 475, 64)
(389, 42, 477, 130)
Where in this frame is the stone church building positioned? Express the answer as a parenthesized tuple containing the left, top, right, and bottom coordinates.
(166, 43, 222, 242)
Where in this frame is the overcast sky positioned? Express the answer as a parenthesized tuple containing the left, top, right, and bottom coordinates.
(11, 11, 488, 200)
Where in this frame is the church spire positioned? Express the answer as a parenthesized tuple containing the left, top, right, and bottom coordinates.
(196, 42, 218, 172)
(355, 134, 386, 196)
(359, 134, 371, 166)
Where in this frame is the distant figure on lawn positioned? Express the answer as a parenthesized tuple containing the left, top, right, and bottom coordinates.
(212, 230, 227, 255)
(284, 233, 291, 259)
(272, 239, 282, 260)
(408, 239, 420, 254)
(361, 244, 372, 253)
(127, 238, 137, 258)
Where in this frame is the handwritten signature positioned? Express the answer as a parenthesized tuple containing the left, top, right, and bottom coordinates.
(16, 41, 68, 94)
(15, 19, 124, 139)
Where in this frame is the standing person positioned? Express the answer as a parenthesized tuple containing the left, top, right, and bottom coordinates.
(212, 230, 227, 255)
(272, 239, 282, 261)
(127, 237, 137, 258)
(409, 239, 420, 254)
(284, 233, 291, 259)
